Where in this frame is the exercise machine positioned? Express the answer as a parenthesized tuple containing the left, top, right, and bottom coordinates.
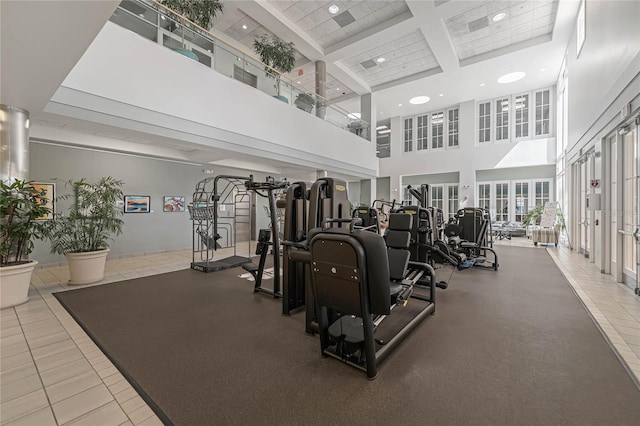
(242, 229, 272, 291)
(243, 177, 289, 297)
(281, 181, 308, 315)
(444, 207, 499, 271)
(190, 175, 253, 272)
(308, 213, 437, 379)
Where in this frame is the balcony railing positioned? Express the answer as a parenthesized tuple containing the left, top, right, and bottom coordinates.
(109, 0, 370, 139)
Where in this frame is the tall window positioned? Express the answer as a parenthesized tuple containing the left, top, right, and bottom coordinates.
(478, 184, 491, 210)
(478, 101, 491, 143)
(431, 112, 444, 149)
(514, 94, 529, 138)
(447, 185, 459, 218)
(448, 108, 459, 147)
(535, 181, 550, 206)
(431, 185, 444, 210)
(495, 183, 509, 221)
(496, 98, 509, 141)
(417, 114, 428, 150)
(535, 89, 550, 136)
(514, 182, 529, 222)
(404, 118, 413, 152)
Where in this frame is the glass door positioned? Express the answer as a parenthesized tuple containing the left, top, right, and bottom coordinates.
(610, 135, 618, 276)
(579, 158, 589, 257)
(514, 181, 529, 223)
(620, 126, 639, 290)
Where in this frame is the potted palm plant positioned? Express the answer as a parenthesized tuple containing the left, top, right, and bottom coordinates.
(252, 34, 296, 103)
(46, 177, 124, 285)
(160, 0, 224, 61)
(1, 180, 51, 308)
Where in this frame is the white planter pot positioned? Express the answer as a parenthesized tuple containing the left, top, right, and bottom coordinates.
(0, 261, 37, 309)
(65, 249, 110, 285)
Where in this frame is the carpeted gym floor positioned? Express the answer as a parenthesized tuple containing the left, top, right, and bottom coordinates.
(54, 246, 640, 425)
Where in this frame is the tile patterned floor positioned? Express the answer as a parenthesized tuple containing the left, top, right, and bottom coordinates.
(1, 241, 639, 425)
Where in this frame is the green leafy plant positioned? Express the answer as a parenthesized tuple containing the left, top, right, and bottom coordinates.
(160, 0, 224, 29)
(46, 177, 124, 254)
(252, 34, 296, 97)
(0, 180, 51, 266)
(522, 204, 544, 227)
(160, 0, 224, 53)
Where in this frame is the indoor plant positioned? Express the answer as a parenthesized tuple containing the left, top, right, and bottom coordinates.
(160, 0, 224, 60)
(294, 92, 315, 113)
(252, 34, 296, 103)
(0, 179, 51, 308)
(46, 177, 124, 285)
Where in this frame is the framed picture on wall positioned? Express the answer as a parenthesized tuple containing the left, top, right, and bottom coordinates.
(163, 196, 185, 212)
(32, 182, 55, 220)
(124, 195, 150, 213)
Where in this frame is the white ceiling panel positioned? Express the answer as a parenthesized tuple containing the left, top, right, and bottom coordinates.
(339, 29, 439, 87)
(268, 0, 410, 49)
(444, 0, 558, 61)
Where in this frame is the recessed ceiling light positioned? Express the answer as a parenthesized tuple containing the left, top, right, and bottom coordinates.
(376, 57, 386, 63)
(328, 4, 340, 14)
(540, 67, 546, 72)
(492, 12, 507, 22)
(378, 129, 392, 134)
(409, 96, 430, 105)
(480, 83, 486, 87)
(138, 13, 145, 17)
(438, 93, 444, 97)
(242, 24, 247, 30)
(347, 112, 361, 120)
(398, 103, 402, 107)
(297, 80, 301, 84)
(497, 71, 526, 84)
(160, 15, 166, 21)
(336, 88, 340, 91)
(376, 125, 388, 130)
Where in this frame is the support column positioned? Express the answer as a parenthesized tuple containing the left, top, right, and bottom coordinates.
(316, 170, 328, 179)
(0, 105, 30, 182)
(315, 60, 326, 119)
(361, 93, 376, 142)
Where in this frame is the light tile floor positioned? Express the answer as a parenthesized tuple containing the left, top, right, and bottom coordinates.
(1, 241, 639, 425)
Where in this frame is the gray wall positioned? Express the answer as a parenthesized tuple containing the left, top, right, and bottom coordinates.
(402, 172, 460, 186)
(30, 142, 274, 265)
(475, 165, 556, 181)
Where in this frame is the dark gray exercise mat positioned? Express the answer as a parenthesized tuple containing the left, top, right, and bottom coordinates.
(54, 247, 640, 425)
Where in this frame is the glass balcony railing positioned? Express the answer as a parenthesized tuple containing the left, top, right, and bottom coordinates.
(109, 0, 370, 140)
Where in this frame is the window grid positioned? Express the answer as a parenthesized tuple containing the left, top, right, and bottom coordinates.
(496, 98, 509, 141)
(404, 118, 413, 152)
(514, 94, 529, 138)
(535, 181, 550, 206)
(478, 184, 491, 210)
(447, 185, 459, 218)
(514, 182, 529, 222)
(479, 102, 491, 143)
(495, 183, 509, 221)
(448, 108, 459, 147)
(431, 185, 444, 210)
(535, 89, 550, 135)
(431, 112, 444, 149)
(417, 115, 428, 150)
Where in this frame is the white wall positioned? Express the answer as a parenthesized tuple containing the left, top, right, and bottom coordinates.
(47, 22, 377, 178)
(565, 0, 640, 153)
(379, 99, 557, 204)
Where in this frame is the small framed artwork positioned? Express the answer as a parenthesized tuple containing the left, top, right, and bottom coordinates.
(124, 195, 150, 213)
(163, 196, 185, 212)
(32, 182, 55, 220)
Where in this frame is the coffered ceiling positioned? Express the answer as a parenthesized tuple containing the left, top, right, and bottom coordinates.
(211, 0, 579, 118)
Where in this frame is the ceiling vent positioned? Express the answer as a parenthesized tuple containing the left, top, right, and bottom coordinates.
(468, 16, 489, 33)
(333, 11, 356, 28)
(360, 59, 377, 69)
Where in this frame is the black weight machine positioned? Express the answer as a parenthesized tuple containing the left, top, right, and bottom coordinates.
(444, 207, 499, 271)
(241, 177, 290, 298)
(401, 185, 461, 270)
(281, 177, 351, 334)
(309, 213, 437, 379)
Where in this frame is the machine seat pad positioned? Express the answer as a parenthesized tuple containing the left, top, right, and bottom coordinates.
(388, 213, 412, 231)
(385, 230, 411, 249)
(242, 263, 259, 273)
